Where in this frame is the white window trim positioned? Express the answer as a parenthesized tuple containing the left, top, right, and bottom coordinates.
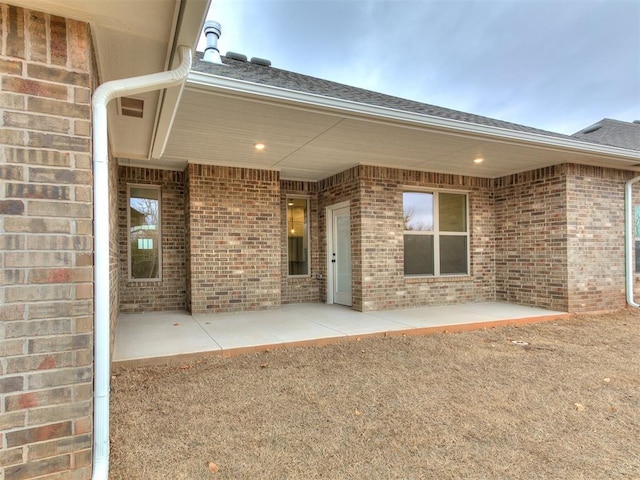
(286, 195, 311, 278)
(127, 184, 162, 282)
(403, 188, 470, 277)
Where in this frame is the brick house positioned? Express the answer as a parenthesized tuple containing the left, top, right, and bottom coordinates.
(1, 0, 640, 478)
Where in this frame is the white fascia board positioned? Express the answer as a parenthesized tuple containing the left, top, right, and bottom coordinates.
(150, 0, 211, 159)
(170, 0, 212, 64)
(187, 70, 640, 162)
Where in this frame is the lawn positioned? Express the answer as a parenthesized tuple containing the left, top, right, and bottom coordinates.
(110, 310, 640, 479)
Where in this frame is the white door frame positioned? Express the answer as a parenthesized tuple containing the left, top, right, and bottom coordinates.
(326, 200, 350, 305)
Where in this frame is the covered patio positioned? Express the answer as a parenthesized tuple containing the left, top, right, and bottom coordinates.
(113, 302, 569, 367)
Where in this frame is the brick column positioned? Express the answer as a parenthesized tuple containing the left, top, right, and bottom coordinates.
(566, 164, 631, 312)
(1, 5, 95, 479)
(186, 164, 281, 313)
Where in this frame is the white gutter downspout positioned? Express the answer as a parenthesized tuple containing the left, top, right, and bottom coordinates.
(625, 175, 640, 308)
(91, 45, 192, 480)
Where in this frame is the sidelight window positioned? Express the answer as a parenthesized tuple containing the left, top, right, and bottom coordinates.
(128, 185, 161, 281)
(287, 197, 310, 276)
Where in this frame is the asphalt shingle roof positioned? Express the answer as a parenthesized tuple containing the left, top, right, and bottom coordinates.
(192, 53, 637, 151)
(571, 119, 640, 151)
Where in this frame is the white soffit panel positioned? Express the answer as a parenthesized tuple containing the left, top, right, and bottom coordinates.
(162, 66, 640, 180)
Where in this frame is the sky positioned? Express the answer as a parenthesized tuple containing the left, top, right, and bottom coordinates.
(199, 0, 640, 135)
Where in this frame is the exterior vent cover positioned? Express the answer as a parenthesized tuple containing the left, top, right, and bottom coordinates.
(118, 97, 144, 118)
(250, 57, 271, 67)
(226, 51, 248, 62)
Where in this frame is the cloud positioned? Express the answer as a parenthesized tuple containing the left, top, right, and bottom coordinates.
(204, 0, 640, 134)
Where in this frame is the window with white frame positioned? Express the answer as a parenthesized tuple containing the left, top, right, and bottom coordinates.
(128, 185, 161, 281)
(287, 197, 310, 276)
(403, 191, 469, 276)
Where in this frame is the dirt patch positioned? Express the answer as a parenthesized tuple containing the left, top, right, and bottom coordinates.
(110, 310, 640, 479)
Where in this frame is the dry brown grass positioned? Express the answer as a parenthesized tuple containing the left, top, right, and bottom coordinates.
(110, 310, 640, 479)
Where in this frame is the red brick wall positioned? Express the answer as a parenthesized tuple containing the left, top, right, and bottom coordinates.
(118, 167, 187, 312)
(280, 180, 322, 304)
(186, 164, 281, 313)
(318, 167, 362, 309)
(566, 164, 632, 312)
(316, 166, 495, 312)
(1, 5, 94, 478)
(119, 162, 633, 317)
(185, 165, 193, 312)
(494, 164, 632, 313)
(357, 166, 495, 311)
(109, 144, 119, 350)
(494, 166, 569, 311)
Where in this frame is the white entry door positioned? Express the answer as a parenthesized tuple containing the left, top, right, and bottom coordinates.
(329, 204, 352, 306)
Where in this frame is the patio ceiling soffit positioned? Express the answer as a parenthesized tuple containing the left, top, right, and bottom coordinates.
(186, 70, 640, 167)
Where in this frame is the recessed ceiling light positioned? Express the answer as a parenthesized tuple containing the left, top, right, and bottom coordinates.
(254, 142, 266, 151)
(474, 157, 484, 164)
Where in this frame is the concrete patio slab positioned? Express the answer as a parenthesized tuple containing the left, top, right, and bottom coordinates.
(194, 308, 346, 351)
(113, 302, 570, 367)
(114, 311, 221, 362)
(299, 304, 414, 336)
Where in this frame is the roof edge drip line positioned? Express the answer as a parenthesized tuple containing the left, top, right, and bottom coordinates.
(91, 45, 192, 480)
(186, 71, 640, 162)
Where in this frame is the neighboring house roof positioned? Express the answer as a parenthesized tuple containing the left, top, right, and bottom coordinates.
(192, 52, 572, 141)
(572, 119, 640, 151)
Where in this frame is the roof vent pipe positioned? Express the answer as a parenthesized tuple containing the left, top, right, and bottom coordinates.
(203, 20, 222, 64)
